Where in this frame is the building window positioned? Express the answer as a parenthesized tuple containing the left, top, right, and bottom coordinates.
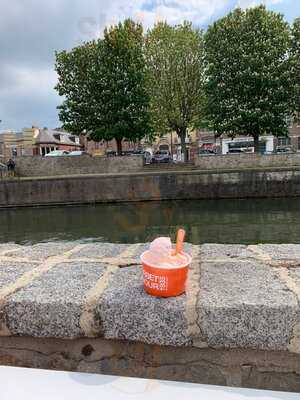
(42, 147, 51, 155)
(278, 137, 291, 146)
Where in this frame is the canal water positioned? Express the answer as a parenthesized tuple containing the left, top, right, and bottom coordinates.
(0, 198, 300, 245)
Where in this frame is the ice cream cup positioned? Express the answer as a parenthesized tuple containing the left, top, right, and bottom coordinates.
(140, 251, 192, 298)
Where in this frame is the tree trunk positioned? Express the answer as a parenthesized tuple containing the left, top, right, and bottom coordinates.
(253, 135, 260, 154)
(116, 138, 123, 156)
(178, 128, 187, 163)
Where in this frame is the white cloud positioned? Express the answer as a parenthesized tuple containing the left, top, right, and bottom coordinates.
(107, 0, 230, 28)
(0, 0, 233, 129)
(0, 0, 290, 129)
(237, 0, 283, 9)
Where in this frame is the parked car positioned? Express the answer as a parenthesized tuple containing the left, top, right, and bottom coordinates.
(227, 149, 244, 154)
(45, 150, 69, 157)
(151, 150, 171, 164)
(275, 147, 294, 154)
(106, 151, 117, 157)
(199, 149, 216, 156)
(67, 151, 88, 156)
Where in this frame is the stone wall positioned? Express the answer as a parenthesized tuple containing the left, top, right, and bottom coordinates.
(1, 168, 300, 207)
(0, 242, 299, 392)
(195, 152, 300, 170)
(0, 169, 8, 180)
(13, 155, 144, 177)
(0, 160, 8, 180)
(1, 337, 300, 392)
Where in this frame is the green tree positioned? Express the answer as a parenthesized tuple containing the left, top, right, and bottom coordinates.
(55, 19, 151, 155)
(145, 22, 205, 161)
(291, 18, 300, 115)
(204, 6, 292, 153)
(55, 41, 101, 135)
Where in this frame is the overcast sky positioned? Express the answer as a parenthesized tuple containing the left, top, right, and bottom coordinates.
(0, 0, 299, 131)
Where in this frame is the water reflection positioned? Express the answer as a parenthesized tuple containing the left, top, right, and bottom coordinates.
(0, 198, 300, 244)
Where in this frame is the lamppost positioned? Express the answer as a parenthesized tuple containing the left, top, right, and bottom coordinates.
(170, 131, 173, 162)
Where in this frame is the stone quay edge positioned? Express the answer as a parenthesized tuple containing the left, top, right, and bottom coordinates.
(2, 167, 300, 207)
(0, 242, 299, 354)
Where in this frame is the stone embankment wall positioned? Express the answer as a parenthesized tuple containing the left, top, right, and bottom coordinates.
(13, 155, 144, 177)
(1, 168, 300, 207)
(8, 153, 300, 177)
(195, 152, 300, 170)
(0, 242, 299, 392)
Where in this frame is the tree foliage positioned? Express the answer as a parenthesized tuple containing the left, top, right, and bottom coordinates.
(204, 6, 292, 153)
(55, 19, 151, 154)
(145, 22, 205, 160)
(291, 18, 300, 115)
(55, 41, 103, 135)
(55, 9, 299, 158)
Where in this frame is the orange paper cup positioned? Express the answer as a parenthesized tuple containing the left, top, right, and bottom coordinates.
(140, 251, 192, 298)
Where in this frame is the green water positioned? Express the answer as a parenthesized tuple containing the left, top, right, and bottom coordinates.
(0, 198, 300, 245)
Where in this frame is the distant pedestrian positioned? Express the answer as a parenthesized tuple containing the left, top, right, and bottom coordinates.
(6, 159, 15, 176)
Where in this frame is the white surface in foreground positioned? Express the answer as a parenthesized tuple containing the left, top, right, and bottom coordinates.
(0, 366, 299, 400)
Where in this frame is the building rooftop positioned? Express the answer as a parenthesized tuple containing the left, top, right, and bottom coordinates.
(35, 128, 80, 147)
(0, 128, 80, 147)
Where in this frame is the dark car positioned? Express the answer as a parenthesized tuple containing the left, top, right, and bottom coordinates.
(151, 150, 171, 164)
(227, 149, 244, 154)
(199, 149, 216, 156)
(106, 151, 117, 157)
(275, 147, 294, 154)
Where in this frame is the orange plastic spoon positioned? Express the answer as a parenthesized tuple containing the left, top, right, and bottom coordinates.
(172, 229, 186, 256)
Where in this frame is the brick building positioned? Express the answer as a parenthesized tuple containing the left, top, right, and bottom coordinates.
(197, 117, 300, 155)
(36, 128, 82, 156)
(273, 116, 300, 152)
(0, 128, 38, 158)
(141, 130, 198, 162)
(81, 135, 142, 156)
(0, 128, 82, 158)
